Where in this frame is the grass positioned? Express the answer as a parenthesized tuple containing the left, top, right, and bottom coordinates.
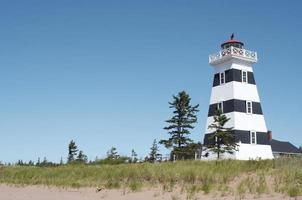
(0, 158, 302, 197)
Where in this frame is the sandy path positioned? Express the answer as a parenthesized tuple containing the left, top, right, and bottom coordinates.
(0, 184, 300, 200)
(0, 185, 176, 200)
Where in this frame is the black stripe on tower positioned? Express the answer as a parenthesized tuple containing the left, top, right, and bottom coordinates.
(208, 99, 263, 116)
(203, 130, 270, 145)
(213, 69, 256, 87)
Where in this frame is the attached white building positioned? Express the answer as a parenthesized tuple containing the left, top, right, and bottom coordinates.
(202, 36, 274, 160)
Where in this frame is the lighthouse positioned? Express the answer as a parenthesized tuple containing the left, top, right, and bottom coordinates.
(203, 35, 274, 160)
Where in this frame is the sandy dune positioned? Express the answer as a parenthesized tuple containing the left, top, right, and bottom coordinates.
(0, 184, 300, 200)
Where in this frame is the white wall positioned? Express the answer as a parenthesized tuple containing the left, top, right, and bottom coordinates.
(200, 149, 236, 160)
(205, 112, 235, 133)
(233, 82, 260, 102)
(210, 82, 260, 104)
(235, 143, 274, 160)
(201, 143, 274, 160)
(213, 59, 254, 73)
(206, 112, 267, 133)
(233, 112, 267, 132)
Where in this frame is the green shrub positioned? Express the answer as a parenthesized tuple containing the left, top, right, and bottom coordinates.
(129, 181, 142, 191)
(287, 185, 300, 197)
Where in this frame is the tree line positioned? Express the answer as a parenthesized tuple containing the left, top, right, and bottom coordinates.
(11, 138, 163, 166)
(3, 90, 237, 166)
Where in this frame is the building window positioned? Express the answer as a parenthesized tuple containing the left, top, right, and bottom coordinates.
(217, 102, 223, 113)
(242, 71, 248, 83)
(246, 101, 252, 114)
(220, 72, 225, 85)
(250, 131, 257, 144)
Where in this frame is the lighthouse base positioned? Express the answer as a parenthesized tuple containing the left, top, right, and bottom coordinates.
(201, 143, 274, 160)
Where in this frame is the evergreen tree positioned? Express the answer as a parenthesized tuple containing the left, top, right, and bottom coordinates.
(149, 139, 162, 163)
(28, 160, 34, 166)
(67, 140, 78, 163)
(107, 147, 118, 160)
(60, 157, 64, 165)
(17, 160, 24, 166)
(159, 91, 199, 160)
(42, 157, 48, 165)
(171, 142, 202, 160)
(36, 157, 41, 166)
(206, 110, 238, 159)
(131, 149, 138, 163)
(76, 150, 88, 163)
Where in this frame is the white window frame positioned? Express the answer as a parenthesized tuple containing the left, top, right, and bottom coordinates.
(246, 101, 252, 114)
(250, 131, 257, 144)
(217, 102, 223, 113)
(242, 70, 248, 83)
(219, 72, 225, 85)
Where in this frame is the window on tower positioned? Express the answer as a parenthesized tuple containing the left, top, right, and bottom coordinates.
(242, 71, 248, 83)
(250, 131, 257, 144)
(246, 101, 252, 114)
(217, 102, 223, 113)
(220, 72, 225, 85)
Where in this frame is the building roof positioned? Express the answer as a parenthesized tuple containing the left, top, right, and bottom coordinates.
(270, 139, 302, 154)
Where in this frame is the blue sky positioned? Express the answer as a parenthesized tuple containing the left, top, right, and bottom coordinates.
(0, 1, 301, 163)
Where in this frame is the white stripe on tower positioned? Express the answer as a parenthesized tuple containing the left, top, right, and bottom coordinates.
(210, 82, 260, 104)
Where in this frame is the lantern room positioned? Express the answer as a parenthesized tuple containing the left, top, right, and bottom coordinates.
(221, 34, 244, 49)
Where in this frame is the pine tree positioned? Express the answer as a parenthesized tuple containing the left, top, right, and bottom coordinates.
(17, 160, 24, 166)
(42, 157, 48, 164)
(149, 139, 162, 163)
(206, 109, 238, 159)
(159, 91, 199, 160)
(67, 140, 78, 163)
(60, 157, 64, 165)
(107, 147, 118, 160)
(76, 150, 88, 163)
(28, 160, 34, 166)
(36, 157, 41, 166)
(131, 149, 138, 163)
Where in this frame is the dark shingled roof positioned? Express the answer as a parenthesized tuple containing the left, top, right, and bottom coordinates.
(270, 139, 302, 154)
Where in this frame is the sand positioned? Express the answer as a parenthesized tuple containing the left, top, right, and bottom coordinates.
(0, 184, 301, 200)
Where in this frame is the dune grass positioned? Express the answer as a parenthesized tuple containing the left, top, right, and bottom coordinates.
(0, 158, 302, 197)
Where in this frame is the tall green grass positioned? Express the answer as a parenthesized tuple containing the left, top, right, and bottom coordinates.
(0, 158, 301, 197)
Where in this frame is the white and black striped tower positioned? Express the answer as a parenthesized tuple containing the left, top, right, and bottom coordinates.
(203, 35, 274, 160)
